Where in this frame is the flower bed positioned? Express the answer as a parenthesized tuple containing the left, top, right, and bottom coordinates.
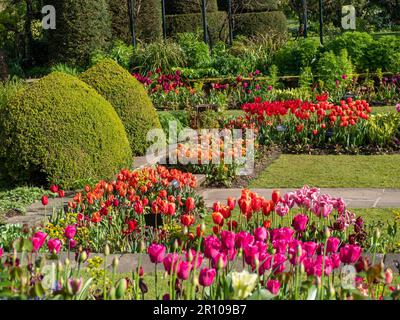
(229, 96, 400, 152)
(1, 172, 399, 300)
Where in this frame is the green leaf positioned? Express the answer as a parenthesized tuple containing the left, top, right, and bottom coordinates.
(248, 289, 275, 300)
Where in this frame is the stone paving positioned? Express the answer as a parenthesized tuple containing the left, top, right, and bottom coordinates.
(200, 188, 400, 209)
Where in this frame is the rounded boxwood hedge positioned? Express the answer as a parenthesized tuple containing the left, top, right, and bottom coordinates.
(233, 11, 287, 37)
(218, 0, 279, 12)
(0, 72, 132, 188)
(166, 11, 228, 45)
(80, 59, 162, 156)
(166, 0, 219, 14)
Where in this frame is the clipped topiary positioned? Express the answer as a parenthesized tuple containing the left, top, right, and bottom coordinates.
(166, 11, 228, 45)
(233, 11, 287, 37)
(80, 59, 162, 156)
(166, 0, 219, 14)
(0, 72, 133, 188)
(108, 0, 162, 44)
(47, 0, 111, 67)
(218, 0, 279, 12)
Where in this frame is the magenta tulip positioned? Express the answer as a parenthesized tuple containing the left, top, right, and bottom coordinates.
(266, 280, 280, 295)
(326, 237, 341, 253)
(47, 238, 61, 254)
(199, 268, 216, 287)
(163, 253, 180, 275)
(31, 231, 48, 252)
(254, 227, 268, 242)
(221, 230, 235, 250)
(292, 214, 309, 232)
(177, 261, 192, 280)
(148, 244, 166, 264)
(339, 244, 362, 264)
(64, 225, 76, 240)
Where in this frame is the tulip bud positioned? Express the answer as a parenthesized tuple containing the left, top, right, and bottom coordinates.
(79, 251, 87, 263)
(65, 258, 70, 267)
(374, 228, 381, 241)
(192, 274, 199, 287)
(112, 257, 119, 269)
(217, 256, 225, 270)
(108, 287, 116, 300)
(324, 227, 331, 239)
(57, 261, 63, 273)
(182, 226, 188, 236)
(329, 282, 336, 298)
(20, 275, 28, 287)
(139, 241, 146, 253)
(237, 248, 243, 258)
(115, 278, 128, 299)
(297, 244, 302, 257)
(300, 263, 305, 274)
(67, 278, 83, 295)
(104, 244, 110, 256)
(200, 223, 206, 233)
(187, 250, 194, 263)
(173, 239, 179, 251)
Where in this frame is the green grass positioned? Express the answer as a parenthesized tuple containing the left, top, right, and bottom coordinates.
(372, 105, 397, 114)
(249, 154, 400, 189)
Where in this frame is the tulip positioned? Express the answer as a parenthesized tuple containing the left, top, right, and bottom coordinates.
(275, 202, 289, 217)
(271, 190, 281, 203)
(231, 270, 258, 300)
(204, 236, 222, 259)
(0, 247, 3, 258)
(266, 279, 281, 295)
(339, 244, 362, 264)
(181, 214, 194, 226)
(254, 227, 268, 242)
(167, 202, 176, 216)
(41, 195, 49, 206)
(50, 185, 59, 193)
(235, 231, 254, 249)
(385, 268, 393, 285)
(58, 190, 65, 198)
(326, 237, 340, 253)
(227, 197, 236, 210)
(134, 201, 144, 214)
(211, 252, 227, 269)
(148, 244, 166, 264)
(292, 214, 308, 232)
(199, 268, 216, 287)
(47, 238, 62, 254)
(221, 230, 235, 250)
(177, 261, 192, 280)
(186, 249, 203, 269)
(212, 211, 224, 226)
(67, 278, 83, 295)
(31, 231, 48, 252)
(64, 225, 76, 239)
(163, 253, 180, 275)
(185, 197, 195, 212)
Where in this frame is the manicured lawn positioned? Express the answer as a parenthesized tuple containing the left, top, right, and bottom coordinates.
(248, 154, 400, 189)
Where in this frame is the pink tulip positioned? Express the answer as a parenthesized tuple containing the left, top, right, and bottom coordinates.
(254, 227, 268, 242)
(204, 236, 221, 259)
(0, 247, 3, 258)
(199, 268, 216, 287)
(211, 252, 227, 269)
(47, 238, 62, 254)
(64, 225, 76, 239)
(339, 244, 362, 264)
(275, 202, 289, 217)
(385, 269, 393, 285)
(148, 244, 166, 264)
(68, 239, 77, 249)
(326, 237, 340, 253)
(185, 249, 203, 269)
(177, 261, 192, 280)
(302, 241, 318, 257)
(266, 279, 280, 295)
(221, 230, 235, 250)
(292, 214, 309, 232)
(235, 231, 254, 249)
(163, 253, 180, 275)
(258, 252, 272, 274)
(272, 253, 286, 274)
(270, 228, 294, 242)
(244, 244, 259, 266)
(31, 231, 48, 252)
(330, 253, 341, 269)
(272, 240, 287, 254)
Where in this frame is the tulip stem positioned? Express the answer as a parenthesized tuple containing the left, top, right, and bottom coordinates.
(155, 263, 158, 300)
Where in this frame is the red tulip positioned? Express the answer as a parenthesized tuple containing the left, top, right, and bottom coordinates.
(58, 190, 65, 198)
(185, 197, 195, 212)
(41, 195, 49, 206)
(50, 185, 59, 193)
(212, 211, 224, 226)
(271, 190, 280, 204)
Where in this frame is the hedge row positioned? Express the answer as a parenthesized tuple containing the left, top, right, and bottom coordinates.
(234, 11, 287, 37)
(108, 0, 162, 44)
(217, 0, 279, 13)
(166, 0, 219, 15)
(0, 72, 133, 188)
(48, 0, 111, 66)
(166, 11, 229, 44)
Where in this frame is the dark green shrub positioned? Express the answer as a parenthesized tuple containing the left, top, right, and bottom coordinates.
(0, 72, 132, 188)
(108, 0, 162, 44)
(166, 0, 219, 14)
(91, 40, 134, 70)
(80, 59, 162, 156)
(166, 11, 229, 45)
(178, 33, 211, 69)
(47, 0, 111, 67)
(366, 36, 400, 72)
(324, 32, 374, 72)
(272, 38, 320, 75)
(218, 0, 279, 12)
(233, 11, 287, 38)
